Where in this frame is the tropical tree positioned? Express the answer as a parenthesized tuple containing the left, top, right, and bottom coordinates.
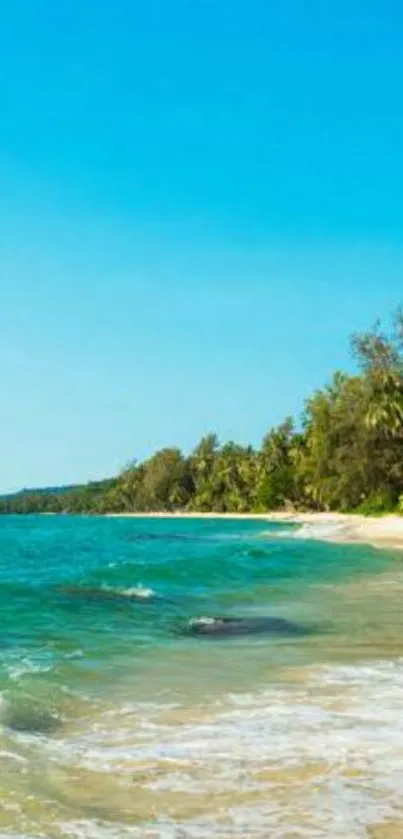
(351, 310, 403, 440)
(140, 448, 194, 510)
(255, 418, 299, 510)
(1, 306, 402, 516)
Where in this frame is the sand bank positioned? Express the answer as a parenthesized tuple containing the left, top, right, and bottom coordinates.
(277, 512, 403, 551)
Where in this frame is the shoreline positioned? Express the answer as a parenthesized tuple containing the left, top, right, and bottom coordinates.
(106, 511, 403, 550)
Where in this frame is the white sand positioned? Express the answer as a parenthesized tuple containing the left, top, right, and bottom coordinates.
(277, 512, 403, 550)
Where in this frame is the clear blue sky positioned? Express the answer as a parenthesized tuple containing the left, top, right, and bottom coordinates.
(1, 0, 402, 492)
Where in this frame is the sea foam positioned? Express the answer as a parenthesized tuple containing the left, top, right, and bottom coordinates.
(28, 658, 403, 837)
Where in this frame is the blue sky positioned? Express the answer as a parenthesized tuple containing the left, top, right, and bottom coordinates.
(1, 0, 402, 491)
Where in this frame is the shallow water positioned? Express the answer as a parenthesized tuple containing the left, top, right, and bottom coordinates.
(1, 515, 403, 838)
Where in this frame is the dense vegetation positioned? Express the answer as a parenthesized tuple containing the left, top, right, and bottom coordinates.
(2, 311, 403, 516)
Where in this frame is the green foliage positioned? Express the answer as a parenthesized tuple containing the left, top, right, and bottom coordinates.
(255, 419, 300, 510)
(137, 448, 194, 510)
(300, 373, 375, 510)
(1, 308, 402, 517)
(355, 490, 398, 516)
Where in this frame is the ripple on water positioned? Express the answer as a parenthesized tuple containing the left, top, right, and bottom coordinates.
(1, 517, 403, 838)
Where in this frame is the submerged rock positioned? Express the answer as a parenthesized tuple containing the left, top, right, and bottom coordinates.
(185, 615, 306, 638)
(4, 701, 61, 734)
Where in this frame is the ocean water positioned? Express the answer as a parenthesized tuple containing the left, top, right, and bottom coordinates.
(1, 515, 403, 838)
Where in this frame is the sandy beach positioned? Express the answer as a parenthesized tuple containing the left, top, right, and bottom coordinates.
(282, 512, 403, 550)
(107, 511, 403, 550)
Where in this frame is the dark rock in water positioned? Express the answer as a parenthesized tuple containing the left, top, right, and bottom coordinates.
(5, 702, 61, 734)
(126, 532, 201, 544)
(185, 615, 306, 638)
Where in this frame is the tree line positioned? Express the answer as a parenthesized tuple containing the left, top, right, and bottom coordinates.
(1, 310, 403, 516)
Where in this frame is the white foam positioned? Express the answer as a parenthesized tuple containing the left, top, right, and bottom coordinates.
(0, 647, 54, 683)
(30, 658, 403, 837)
(120, 586, 155, 599)
(263, 527, 297, 538)
(0, 835, 39, 839)
(102, 584, 156, 599)
(0, 748, 27, 763)
(265, 521, 349, 542)
(293, 522, 348, 541)
(188, 616, 216, 627)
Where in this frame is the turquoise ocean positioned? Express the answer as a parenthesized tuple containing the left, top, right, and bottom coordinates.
(1, 515, 403, 838)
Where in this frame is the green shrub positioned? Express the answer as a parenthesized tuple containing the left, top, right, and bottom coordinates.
(355, 490, 398, 516)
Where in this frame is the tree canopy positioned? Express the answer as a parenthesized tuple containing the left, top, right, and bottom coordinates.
(1, 309, 403, 516)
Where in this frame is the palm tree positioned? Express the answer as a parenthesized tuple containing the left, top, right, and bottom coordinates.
(365, 370, 403, 438)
